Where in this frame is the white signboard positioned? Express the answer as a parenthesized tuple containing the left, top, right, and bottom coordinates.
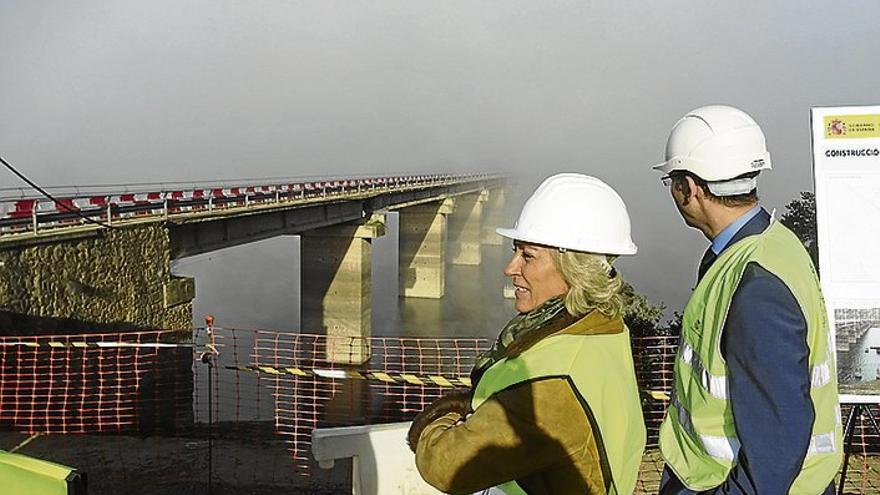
(812, 106, 880, 385)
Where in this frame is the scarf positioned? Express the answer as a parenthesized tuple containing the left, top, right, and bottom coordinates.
(470, 297, 577, 388)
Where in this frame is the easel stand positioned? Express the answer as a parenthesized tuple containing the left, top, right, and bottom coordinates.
(838, 394, 880, 494)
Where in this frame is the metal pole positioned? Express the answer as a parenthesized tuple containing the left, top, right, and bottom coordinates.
(208, 356, 213, 495)
(838, 404, 860, 495)
(202, 352, 214, 495)
(201, 314, 217, 495)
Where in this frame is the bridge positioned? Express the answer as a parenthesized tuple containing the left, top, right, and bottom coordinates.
(0, 173, 508, 363)
(836, 308, 880, 353)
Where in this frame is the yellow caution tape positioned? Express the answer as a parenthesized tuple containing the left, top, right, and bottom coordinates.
(428, 375, 453, 387)
(400, 373, 423, 385)
(284, 367, 308, 377)
(369, 372, 396, 383)
(227, 364, 472, 388)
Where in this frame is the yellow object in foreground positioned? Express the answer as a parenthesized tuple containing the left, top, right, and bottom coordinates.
(0, 449, 86, 494)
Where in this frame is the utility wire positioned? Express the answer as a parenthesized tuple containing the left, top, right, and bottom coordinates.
(1, 154, 114, 229)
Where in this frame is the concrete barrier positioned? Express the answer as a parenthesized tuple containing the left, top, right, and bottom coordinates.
(312, 422, 442, 495)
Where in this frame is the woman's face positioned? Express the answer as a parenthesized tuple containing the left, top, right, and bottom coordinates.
(503, 241, 570, 313)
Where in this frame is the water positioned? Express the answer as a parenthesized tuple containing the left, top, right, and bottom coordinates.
(171, 212, 516, 424)
(839, 327, 880, 385)
(172, 211, 516, 340)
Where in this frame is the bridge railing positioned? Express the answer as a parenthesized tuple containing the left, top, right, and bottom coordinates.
(0, 173, 501, 234)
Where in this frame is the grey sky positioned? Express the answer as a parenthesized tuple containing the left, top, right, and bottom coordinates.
(2, 1, 878, 313)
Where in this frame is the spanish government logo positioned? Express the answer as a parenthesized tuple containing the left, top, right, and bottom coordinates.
(824, 115, 880, 139)
(827, 119, 846, 136)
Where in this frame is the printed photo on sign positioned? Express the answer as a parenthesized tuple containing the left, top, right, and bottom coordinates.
(812, 105, 880, 391)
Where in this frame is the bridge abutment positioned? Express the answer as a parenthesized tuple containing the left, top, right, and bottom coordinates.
(0, 224, 193, 334)
(398, 199, 454, 299)
(301, 215, 386, 364)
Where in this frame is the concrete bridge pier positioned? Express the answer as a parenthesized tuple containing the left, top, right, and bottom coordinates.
(481, 188, 506, 246)
(301, 215, 386, 365)
(448, 191, 487, 266)
(398, 198, 454, 299)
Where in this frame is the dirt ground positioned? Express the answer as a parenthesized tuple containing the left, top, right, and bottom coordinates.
(635, 449, 880, 495)
(4, 432, 880, 494)
(0, 431, 349, 495)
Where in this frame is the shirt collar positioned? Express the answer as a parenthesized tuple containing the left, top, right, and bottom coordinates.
(711, 204, 762, 255)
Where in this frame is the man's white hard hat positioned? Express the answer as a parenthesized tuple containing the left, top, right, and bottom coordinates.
(496, 173, 637, 255)
(653, 105, 772, 195)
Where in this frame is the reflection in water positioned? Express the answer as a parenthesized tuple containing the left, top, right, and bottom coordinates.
(172, 213, 517, 423)
(173, 212, 516, 341)
(835, 307, 880, 386)
(390, 248, 514, 340)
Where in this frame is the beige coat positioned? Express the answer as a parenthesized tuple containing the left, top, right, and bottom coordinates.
(415, 311, 626, 494)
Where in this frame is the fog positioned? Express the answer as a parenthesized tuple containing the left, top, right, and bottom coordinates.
(2, 0, 879, 314)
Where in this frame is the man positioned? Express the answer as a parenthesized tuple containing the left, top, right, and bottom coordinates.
(653, 105, 842, 494)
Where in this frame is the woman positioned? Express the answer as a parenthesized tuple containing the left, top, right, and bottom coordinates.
(408, 173, 646, 495)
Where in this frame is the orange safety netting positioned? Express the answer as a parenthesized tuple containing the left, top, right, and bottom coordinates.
(0, 331, 191, 435)
(0, 329, 878, 493)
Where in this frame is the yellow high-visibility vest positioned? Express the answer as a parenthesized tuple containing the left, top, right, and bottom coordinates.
(473, 322, 646, 495)
(659, 220, 842, 493)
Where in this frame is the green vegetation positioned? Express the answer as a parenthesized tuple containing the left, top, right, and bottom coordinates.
(621, 283, 680, 337)
(623, 190, 818, 338)
(779, 191, 818, 271)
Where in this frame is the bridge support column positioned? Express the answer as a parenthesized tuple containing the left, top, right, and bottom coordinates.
(398, 199, 454, 299)
(302, 215, 386, 365)
(449, 191, 487, 266)
(481, 188, 506, 246)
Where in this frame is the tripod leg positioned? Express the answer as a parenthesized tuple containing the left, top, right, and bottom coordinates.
(859, 404, 880, 437)
(838, 404, 861, 495)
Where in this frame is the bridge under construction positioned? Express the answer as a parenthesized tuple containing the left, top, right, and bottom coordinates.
(0, 173, 506, 364)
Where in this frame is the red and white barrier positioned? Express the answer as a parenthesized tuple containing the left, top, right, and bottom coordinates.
(1, 174, 499, 232)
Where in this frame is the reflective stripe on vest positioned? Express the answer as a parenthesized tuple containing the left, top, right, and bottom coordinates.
(660, 220, 843, 493)
(670, 394, 740, 461)
(670, 394, 837, 463)
(678, 341, 834, 400)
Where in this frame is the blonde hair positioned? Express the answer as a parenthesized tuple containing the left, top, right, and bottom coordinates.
(553, 251, 624, 318)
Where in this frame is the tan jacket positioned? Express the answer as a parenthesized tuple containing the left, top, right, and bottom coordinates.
(416, 312, 625, 494)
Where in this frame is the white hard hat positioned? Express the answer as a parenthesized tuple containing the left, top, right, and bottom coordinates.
(496, 173, 637, 255)
(653, 105, 772, 195)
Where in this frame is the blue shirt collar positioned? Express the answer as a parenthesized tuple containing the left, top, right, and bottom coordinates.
(711, 205, 762, 255)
